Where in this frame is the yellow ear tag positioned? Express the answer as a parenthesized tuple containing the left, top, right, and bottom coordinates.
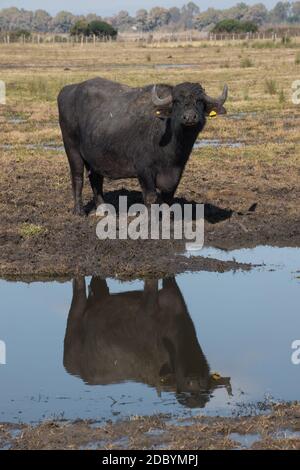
(156, 111, 161, 115)
(211, 372, 221, 380)
(209, 110, 217, 119)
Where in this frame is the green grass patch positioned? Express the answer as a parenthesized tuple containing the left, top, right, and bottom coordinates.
(264, 79, 277, 95)
(240, 57, 253, 68)
(19, 223, 46, 238)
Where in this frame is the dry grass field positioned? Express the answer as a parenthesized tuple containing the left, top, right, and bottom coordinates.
(0, 39, 300, 277)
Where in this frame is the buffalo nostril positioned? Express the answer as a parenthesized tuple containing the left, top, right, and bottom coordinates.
(183, 112, 198, 123)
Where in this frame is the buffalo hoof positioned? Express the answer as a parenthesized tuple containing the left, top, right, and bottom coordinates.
(89, 208, 103, 217)
(144, 192, 158, 206)
(73, 206, 85, 217)
(158, 196, 174, 206)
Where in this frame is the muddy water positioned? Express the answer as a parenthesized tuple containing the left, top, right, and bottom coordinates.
(0, 246, 299, 424)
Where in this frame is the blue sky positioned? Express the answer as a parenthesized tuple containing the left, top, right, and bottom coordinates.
(0, 1, 280, 16)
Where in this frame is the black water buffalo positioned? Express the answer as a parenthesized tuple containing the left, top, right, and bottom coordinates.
(63, 276, 231, 408)
(58, 77, 228, 215)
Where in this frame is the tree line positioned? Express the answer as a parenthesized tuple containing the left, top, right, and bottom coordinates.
(1, 2, 300, 35)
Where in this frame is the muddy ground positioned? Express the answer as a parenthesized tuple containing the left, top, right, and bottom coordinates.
(1, 403, 300, 450)
(0, 140, 299, 279)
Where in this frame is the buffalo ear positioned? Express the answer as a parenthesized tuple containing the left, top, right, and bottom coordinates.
(154, 106, 172, 119)
(203, 84, 228, 116)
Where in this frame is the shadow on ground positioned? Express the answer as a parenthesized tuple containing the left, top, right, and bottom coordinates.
(84, 189, 235, 224)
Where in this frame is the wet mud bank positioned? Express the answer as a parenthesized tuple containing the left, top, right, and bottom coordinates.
(1, 403, 300, 450)
(1, 146, 300, 278)
(1, 212, 298, 280)
(0, 184, 299, 279)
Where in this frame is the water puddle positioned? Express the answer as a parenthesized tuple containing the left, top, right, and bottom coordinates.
(187, 245, 300, 268)
(35, 144, 64, 152)
(144, 429, 165, 437)
(273, 428, 300, 439)
(1, 140, 245, 152)
(0, 246, 299, 424)
(194, 139, 244, 149)
(225, 111, 300, 132)
(229, 428, 300, 449)
(226, 112, 258, 121)
(155, 64, 198, 69)
(229, 432, 261, 449)
(0, 143, 64, 152)
(111, 437, 129, 448)
(7, 118, 27, 124)
(79, 441, 104, 450)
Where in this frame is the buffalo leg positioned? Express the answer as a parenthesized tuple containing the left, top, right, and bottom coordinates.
(70, 277, 87, 316)
(63, 276, 87, 373)
(138, 173, 158, 206)
(69, 154, 84, 216)
(89, 276, 109, 300)
(157, 169, 182, 205)
(65, 277, 87, 337)
(160, 188, 177, 205)
(72, 164, 84, 216)
(143, 279, 159, 314)
(61, 126, 85, 216)
(160, 179, 181, 205)
(88, 169, 105, 209)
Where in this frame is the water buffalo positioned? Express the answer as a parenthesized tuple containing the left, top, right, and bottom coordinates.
(63, 276, 231, 408)
(58, 77, 228, 215)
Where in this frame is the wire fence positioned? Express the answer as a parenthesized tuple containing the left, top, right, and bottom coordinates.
(1, 29, 300, 45)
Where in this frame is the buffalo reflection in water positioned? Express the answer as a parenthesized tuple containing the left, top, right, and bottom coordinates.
(64, 276, 231, 408)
